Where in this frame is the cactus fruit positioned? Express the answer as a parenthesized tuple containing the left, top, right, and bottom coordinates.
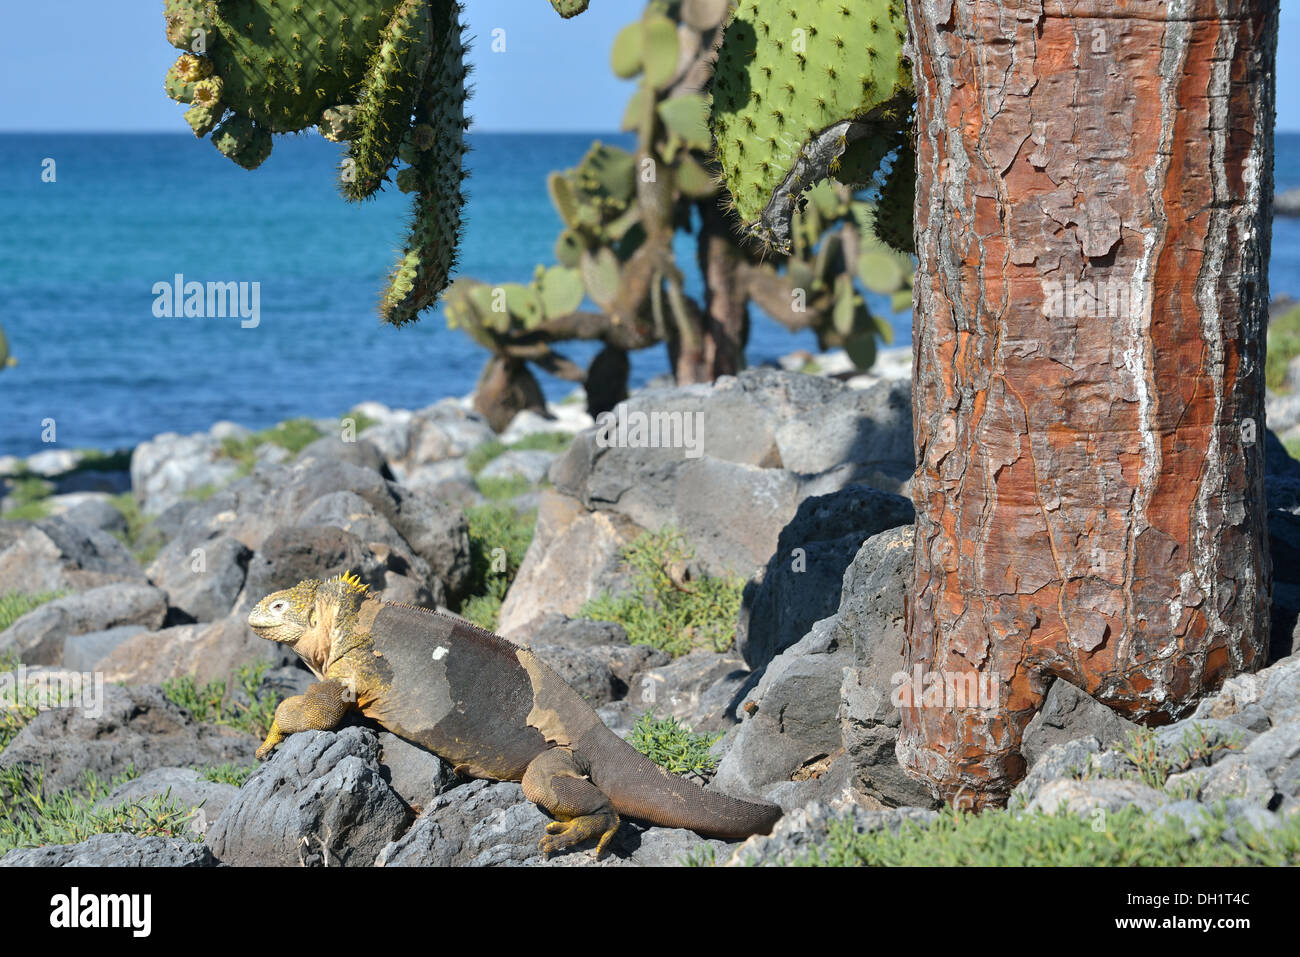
(709, 0, 914, 251)
(184, 104, 223, 137)
(212, 114, 272, 169)
(549, 0, 590, 18)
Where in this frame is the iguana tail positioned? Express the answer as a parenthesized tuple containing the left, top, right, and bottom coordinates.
(587, 728, 781, 840)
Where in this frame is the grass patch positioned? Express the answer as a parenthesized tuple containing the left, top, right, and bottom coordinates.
(341, 409, 380, 434)
(795, 804, 1300, 867)
(107, 493, 163, 566)
(465, 440, 508, 476)
(466, 431, 573, 476)
(0, 476, 54, 521)
(161, 660, 280, 739)
(217, 417, 325, 472)
(1267, 305, 1300, 393)
(0, 649, 48, 752)
(0, 764, 195, 856)
(195, 763, 255, 787)
(628, 713, 722, 776)
(0, 591, 63, 633)
(475, 475, 535, 501)
(579, 528, 742, 657)
(457, 503, 537, 631)
(1286, 437, 1300, 463)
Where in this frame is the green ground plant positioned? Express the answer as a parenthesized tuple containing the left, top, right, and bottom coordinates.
(1267, 304, 1300, 392)
(217, 417, 326, 472)
(0, 477, 54, 521)
(792, 804, 1300, 867)
(161, 660, 280, 739)
(579, 528, 742, 656)
(107, 493, 165, 565)
(627, 712, 722, 775)
(458, 503, 538, 630)
(0, 592, 63, 633)
(465, 431, 574, 476)
(196, 763, 256, 788)
(0, 650, 47, 752)
(0, 764, 195, 856)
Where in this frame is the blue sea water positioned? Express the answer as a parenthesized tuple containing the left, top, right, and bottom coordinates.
(1, 131, 1299, 458)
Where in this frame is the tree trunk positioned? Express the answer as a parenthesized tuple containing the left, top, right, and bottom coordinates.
(698, 198, 751, 378)
(900, 0, 1278, 807)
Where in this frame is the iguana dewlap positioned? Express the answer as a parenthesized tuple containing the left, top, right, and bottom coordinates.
(247, 574, 781, 857)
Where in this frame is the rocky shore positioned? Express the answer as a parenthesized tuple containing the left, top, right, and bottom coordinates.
(1, 345, 1298, 866)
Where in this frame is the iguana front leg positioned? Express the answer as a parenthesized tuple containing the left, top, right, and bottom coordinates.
(256, 679, 355, 760)
(521, 747, 621, 859)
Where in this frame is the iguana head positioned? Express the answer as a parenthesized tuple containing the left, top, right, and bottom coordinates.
(248, 573, 372, 647)
(247, 579, 324, 644)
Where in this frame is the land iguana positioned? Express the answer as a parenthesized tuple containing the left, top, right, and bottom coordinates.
(248, 574, 781, 856)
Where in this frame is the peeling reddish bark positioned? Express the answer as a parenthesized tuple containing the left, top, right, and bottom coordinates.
(900, 0, 1278, 807)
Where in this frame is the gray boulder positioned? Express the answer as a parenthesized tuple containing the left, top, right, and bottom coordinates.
(833, 525, 939, 807)
(130, 430, 244, 516)
(375, 779, 731, 867)
(0, 517, 144, 595)
(0, 834, 217, 867)
(738, 484, 914, 670)
(297, 436, 392, 477)
(0, 683, 258, 796)
(243, 524, 388, 603)
(530, 641, 669, 708)
(497, 491, 641, 639)
(149, 534, 251, 623)
(547, 370, 915, 581)
(1021, 678, 1142, 767)
(59, 497, 129, 536)
(713, 618, 851, 810)
(0, 583, 167, 665)
(376, 732, 456, 812)
(61, 624, 146, 671)
(207, 727, 412, 866)
(621, 649, 751, 732)
(530, 614, 629, 649)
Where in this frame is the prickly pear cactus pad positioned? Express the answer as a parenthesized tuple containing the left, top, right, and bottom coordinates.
(161, 0, 471, 324)
(709, 0, 914, 251)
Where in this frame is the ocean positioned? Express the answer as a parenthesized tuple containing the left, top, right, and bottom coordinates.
(1, 131, 1299, 458)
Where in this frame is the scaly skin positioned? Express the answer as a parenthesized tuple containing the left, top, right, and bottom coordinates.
(249, 574, 782, 857)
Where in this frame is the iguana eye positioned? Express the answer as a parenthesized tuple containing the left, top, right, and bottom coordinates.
(270, 600, 286, 614)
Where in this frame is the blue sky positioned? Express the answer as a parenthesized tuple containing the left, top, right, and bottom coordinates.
(0, 1, 1296, 133)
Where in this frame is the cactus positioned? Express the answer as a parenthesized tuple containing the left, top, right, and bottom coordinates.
(709, 0, 914, 252)
(161, 0, 470, 324)
(443, 0, 910, 431)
